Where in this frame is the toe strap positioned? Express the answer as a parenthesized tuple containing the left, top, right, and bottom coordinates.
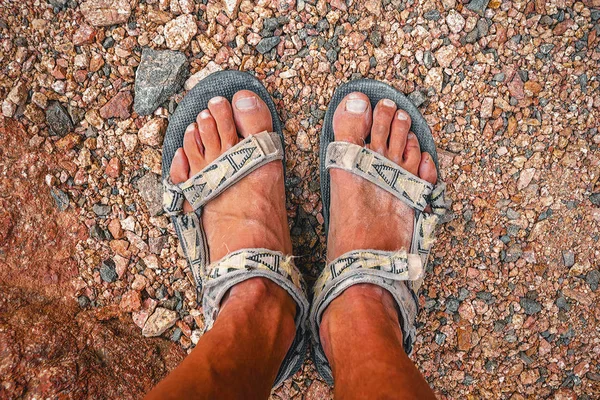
(180, 131, 283, 211)
(326, 141, 437, 212)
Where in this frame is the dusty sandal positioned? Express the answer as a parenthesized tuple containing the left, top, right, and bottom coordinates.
(310, 79, 448, 385)
(161, 71, 309, 387)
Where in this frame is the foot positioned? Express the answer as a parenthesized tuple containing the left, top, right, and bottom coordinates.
(318, 93, 440, 399)
(169, 90, 294, 306)
(321, 92, 439, 348)
(327, 92, 438, 260)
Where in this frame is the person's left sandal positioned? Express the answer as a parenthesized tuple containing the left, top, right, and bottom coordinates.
(161, 71, 309, 388)
(310, 79, 448, 385)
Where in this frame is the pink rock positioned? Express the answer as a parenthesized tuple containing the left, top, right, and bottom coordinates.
(331, 0, 347, 11)
(434, 45, 458, 68)
(73, 25, 96, 46)
(100, 91, 132, 119)
(138, 118, 167, 147)
(508, 74, 524, 99)
(119, 290, 142, 312)
(80, 0, 131, 27)
(105, 157, 122, 178)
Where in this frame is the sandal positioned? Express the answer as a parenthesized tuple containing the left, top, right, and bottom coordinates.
(161, 71, 309, 387)
(310, 79, 448, 385)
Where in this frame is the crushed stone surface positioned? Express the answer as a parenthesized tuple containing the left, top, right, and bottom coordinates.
(1, 0, 599, 398)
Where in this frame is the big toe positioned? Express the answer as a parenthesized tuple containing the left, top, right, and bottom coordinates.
(332, 92, 372, 144)
(231, 90, 273, 137)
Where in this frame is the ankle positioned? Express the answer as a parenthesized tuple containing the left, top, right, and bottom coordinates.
(222, 277, 297, 319)
(319, 284, 403, 363)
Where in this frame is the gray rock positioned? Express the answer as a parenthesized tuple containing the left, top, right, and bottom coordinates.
(423, 10, 441, 20)
(476, 18, 489, 36)
(326, 48, 338, 63)
(589, 193, 600, 206)
(504, 244, 522, 262)
(520, 297, 542, 315)
(467, 0, 490, 16)
(506, 208, 520, 220)
(46, 101, 73, 137)
(256, 36, 280, 54)
(89, 224, 106, 240)
(446, 298, 460, 313)
(77, 295, 90, 308)
(92, 203, 111, 217)
(50, 188, 69, 211)
(423, 51, 434, 69)
(493, 72, 505, 82)
(369, 30, 382, 47)
(540, 43, 554, 55)
(562, 250, 575, 268)
(100, 259, 118, 282)
(586, 270, 599, 291)
(134, 48, 188, 116)
(136, 173, 163, 216)
(408, 90, 427, 107)
(48, 0, 68, 9)
(465, 29, 478, 44)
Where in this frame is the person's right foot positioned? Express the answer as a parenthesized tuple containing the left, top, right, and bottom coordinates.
(326, 92, 438, 260)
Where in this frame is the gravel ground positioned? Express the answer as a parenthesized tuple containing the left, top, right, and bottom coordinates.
(1, 0, 599, 398)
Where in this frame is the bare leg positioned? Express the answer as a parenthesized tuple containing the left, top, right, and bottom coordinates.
(321, 285, 436, 399)
(320, 93, 439, 399)
(147, 91, 296, 399)
(145, 278, 295, 400)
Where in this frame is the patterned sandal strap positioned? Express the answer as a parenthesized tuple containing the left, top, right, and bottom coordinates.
(202, 248, 309, 388)
(185, 131, 282, 211)
(326, 141, 446, 213)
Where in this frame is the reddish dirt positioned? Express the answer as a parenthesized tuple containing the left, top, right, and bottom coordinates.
(0, 117, 185, 399)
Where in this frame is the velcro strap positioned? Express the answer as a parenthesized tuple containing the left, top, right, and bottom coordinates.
(204, 248, 304, 290)
(314, 250, 423, 298)
(326, 141, 441, 212)
(180, 131, 283, 211)
(163, 178, 186, 216)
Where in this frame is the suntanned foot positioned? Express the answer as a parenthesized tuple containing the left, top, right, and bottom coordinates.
(321, 92, 439, 350)
(327, 92, 438, 260)
(169, 90, 294, 306)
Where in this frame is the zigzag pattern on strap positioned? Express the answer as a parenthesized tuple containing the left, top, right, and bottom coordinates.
(179, 132, 283, 211)
(205, 249, 305, 293)
(314, 250, 424, 300)
(326, 141, 447, 212)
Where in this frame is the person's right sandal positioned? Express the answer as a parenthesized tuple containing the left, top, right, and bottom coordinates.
(310, 79, 448, 385)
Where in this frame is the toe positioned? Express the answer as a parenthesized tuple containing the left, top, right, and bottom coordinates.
(183, 122, 206, 172)
(332, 92, 372, 145)
(231, 90, 273, 137)
(207, 96, 238, 150)
(196, 109, 221, 163)
(401, 132, 422, 175)
(169, 148, 193, 212)
(370, 98, 397, 154)
(388, 110, 411, 165)
(418, 152, 438, 185)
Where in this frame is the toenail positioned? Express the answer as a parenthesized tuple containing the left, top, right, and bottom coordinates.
(209, 96, 226, 104)
(235, 96, 257, 111)
(200, 110, 211, 119)
(397, 111, 409, 120)
(346, 99, 368, 114)
(408, 132, 416, 139)
(382, 99, 395, 108)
